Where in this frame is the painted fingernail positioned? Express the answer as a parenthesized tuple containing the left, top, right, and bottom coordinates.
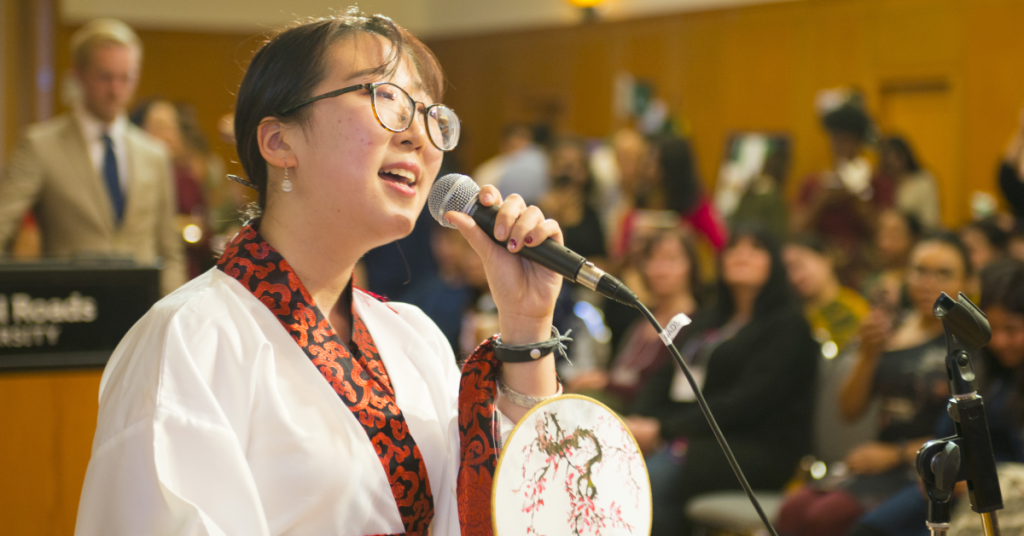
(508, 238, 517, 250)
(525, 236, 533, 245)
(481, 193, 493, 204)
(495, 225, 506, 239)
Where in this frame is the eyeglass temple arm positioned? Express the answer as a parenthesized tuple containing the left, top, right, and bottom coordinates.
(278, 83, 371, 116)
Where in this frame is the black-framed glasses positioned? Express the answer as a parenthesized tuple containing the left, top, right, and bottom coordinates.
(279, 82, 461, 152)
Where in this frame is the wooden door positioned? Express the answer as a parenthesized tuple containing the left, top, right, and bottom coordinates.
(878, 79, 966, 227)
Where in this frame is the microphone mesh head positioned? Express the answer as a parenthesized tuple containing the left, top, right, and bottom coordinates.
(428, 173, 480, 229)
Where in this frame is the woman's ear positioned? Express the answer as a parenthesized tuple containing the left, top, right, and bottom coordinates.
(257, 117, 295, 168)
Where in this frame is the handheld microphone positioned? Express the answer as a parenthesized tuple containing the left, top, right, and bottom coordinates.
(428, 173, 637, 305)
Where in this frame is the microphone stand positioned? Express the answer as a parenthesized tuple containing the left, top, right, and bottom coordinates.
(915, 292, 1003, 536)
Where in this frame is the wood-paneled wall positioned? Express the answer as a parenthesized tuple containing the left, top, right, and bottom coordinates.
(4, 0, 1024, 532)
(428, 0, 1024, 227)
(1, 25, 257, 536)
(0, 371, 102, 535)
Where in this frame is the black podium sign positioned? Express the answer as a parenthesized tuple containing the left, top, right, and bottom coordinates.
(0, 261, 160, 370)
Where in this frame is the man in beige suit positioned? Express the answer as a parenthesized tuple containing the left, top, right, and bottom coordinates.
(0, 19, 185, 295)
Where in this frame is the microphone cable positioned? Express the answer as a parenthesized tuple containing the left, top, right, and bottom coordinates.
(631, 298, 781, 536)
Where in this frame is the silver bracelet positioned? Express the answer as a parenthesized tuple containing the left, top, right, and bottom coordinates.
(497, 377, 563, 409)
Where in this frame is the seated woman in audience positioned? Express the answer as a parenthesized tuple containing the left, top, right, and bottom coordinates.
(628, 227, 818, 536)
(567, 227, 701, 412)
(783, 234, 870, 355)
(862, 209, 921, 313)
(776, 232, 972, 536)
(846, 258, 1024, 536)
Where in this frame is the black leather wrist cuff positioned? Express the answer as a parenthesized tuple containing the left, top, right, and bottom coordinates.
(494, 340, 559, 362)
(492, 326, 572, 363)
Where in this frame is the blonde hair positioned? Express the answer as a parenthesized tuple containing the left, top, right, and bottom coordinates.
(70, 18, 142, 70)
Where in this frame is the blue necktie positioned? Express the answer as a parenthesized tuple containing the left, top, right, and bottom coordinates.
(101, 133, 124, 223)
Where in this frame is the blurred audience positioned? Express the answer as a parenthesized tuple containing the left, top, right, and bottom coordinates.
(784, 234, 870, 354)
(539, 136, 607, 262)
(473, 123, 550, 205)
(961, 217, 1009, 275)
(655, 135, 728, 250)
(777, 232, 970, 536)
(616, 134, 728, 258)
(877, 136, 941, 229)
(961, 217, 1009, 297)
(795, 93, 880, 287)
(629, 228, 818, 536)
(458, 240, 496, 357)
(131, 98, 214, 279)
(1010, 225, 1024, 263)
(999, 108, 1024, 220)
(567, 228, 701, 412)
(862, 209, 922, 313)
(401, 226, 473, 354)
(0, 18, 185, 295)
(729, 139, 791, 241)
(847, 258, 1024, 536)
(602, 127, 651, 258)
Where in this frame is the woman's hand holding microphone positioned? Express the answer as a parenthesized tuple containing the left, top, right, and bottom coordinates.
(445, 185, 564, 421)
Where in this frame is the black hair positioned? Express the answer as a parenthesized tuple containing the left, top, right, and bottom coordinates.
(706, 225, 798, 327)
(785, 233, 829, 256)
(878, 208, 923, 244)
(639, 227, 703, 305)
(653, 134, 702, 215)
(550, 135, 595, 197)
(915, 230, 973, 277)
(899, 211, 924, 241)
(977, 258, 1024, 425)
(981, 258, 1024, 315)
(128, 98, 159, 129)
(234, 9, 444, 213)
(965, 218, 1011, 253)
(532, 123, 553, 148)
(822, 104, 871, 141)
(880, 135, 921, 173)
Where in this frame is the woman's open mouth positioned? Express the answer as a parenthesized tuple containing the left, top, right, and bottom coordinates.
(379, 167, 418, 196)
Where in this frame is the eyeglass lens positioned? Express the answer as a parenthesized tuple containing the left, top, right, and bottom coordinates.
(372, 83, 460, 151)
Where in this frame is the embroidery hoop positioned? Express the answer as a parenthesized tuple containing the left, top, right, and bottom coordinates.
(491, 394, 652, 536)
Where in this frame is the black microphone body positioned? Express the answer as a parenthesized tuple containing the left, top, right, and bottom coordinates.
(428, 173, 637, 305)
(468, 201, 587, 281)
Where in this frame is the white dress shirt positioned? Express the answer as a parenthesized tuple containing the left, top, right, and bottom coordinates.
(75, 107, 130, 193)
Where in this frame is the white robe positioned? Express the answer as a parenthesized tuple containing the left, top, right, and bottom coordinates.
(75, 268, 466, 536)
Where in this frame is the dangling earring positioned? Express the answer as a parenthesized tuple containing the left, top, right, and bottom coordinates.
(282, 164, 293, 192)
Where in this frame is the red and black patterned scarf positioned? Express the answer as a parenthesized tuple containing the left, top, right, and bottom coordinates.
(217, 221, 500, 536)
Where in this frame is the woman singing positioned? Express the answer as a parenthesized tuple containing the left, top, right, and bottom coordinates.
(75, 12, 564, 536)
